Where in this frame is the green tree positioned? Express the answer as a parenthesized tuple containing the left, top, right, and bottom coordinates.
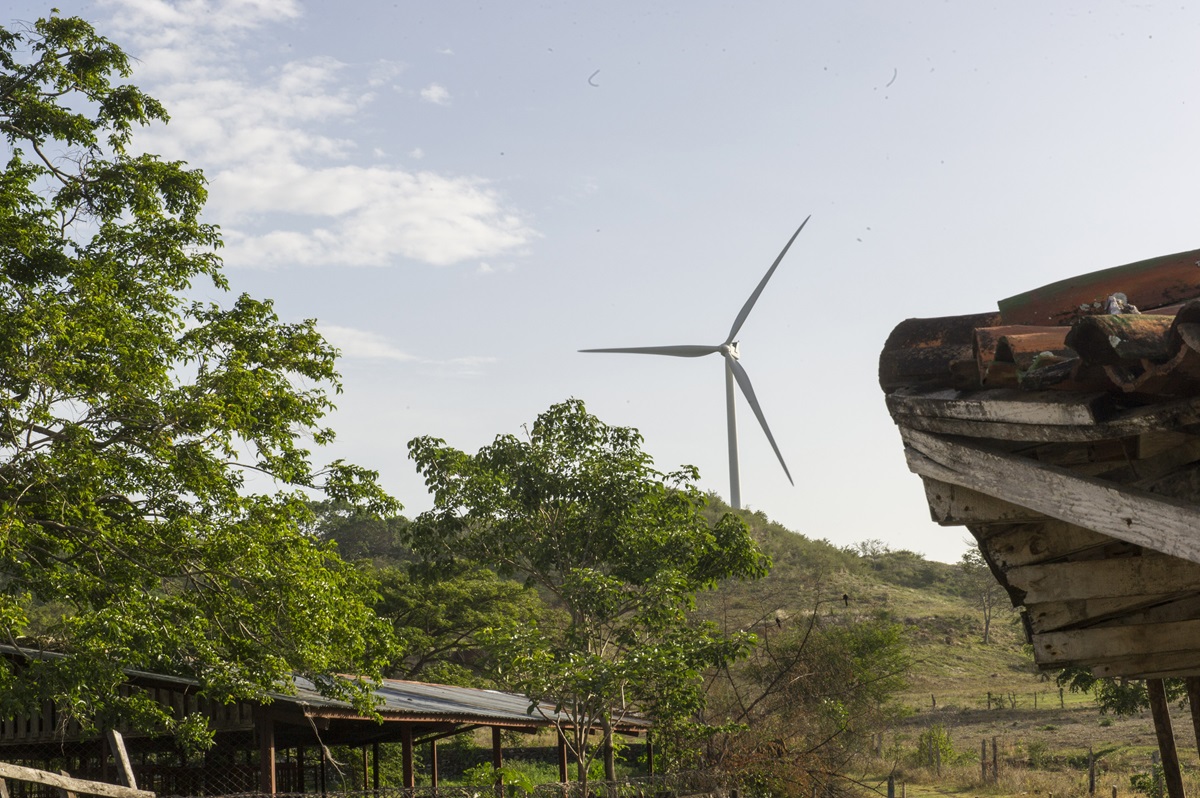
(408, 399, 769, 788)
(0, 13, 397, 735)
(309, 501, 543, 686)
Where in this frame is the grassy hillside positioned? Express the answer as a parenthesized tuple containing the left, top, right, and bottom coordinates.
(704, 500, 1176, 797)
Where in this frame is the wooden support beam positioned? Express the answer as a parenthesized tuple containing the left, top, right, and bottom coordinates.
(1186, 677, 1200, 762)
(557, 730, 568, 784)
(255, 707, 276, 795)
(401, 724, 415, 789)
(1148, 679, 1186, 798)
(903, 427, 1200, 564)
(430, 740, 438, 789)
(372, 742, 380, 793)
(492, 727, 504, 798)
(104, 731, 136, 791)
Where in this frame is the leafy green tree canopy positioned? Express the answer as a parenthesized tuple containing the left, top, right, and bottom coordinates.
(0, 14, 397, 731)
(408, 399, 770, 781)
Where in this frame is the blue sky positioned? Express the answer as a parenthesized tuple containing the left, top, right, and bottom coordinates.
(9, 0, 1200, 562)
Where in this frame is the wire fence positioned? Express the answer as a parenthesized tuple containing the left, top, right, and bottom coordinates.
(179, 774, 724, 798)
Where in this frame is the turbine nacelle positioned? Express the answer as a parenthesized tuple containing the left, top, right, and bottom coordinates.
(580, 216, 810, 509)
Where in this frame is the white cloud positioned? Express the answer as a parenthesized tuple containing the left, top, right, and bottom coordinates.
(321, 325, 416, 362)
(320, 325, 496, 376)
(420, 83, 452, 106)
(103, 0, 535, 270)
(409, 148, 425, 160)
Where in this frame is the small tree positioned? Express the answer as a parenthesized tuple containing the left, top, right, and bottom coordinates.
(408, 399, 769, 789)
(959, 548, 1005, 644)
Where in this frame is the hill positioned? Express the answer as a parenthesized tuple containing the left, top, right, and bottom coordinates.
(704, 500, 1174, 797)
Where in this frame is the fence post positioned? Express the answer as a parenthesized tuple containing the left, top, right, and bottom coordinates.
(981, 739, 987, 783)
(887, 775, 895, 798)
(992, 737, 998, 782)
(1089, 748, 1095, 795)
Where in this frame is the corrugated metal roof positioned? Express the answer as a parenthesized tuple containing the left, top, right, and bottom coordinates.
(0, 645, 649, 732)
(289, 676, 648, 730)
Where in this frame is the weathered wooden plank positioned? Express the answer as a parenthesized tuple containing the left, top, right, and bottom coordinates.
(106, 730, 137, 791)
(980, 521, 1117, 570)
(1008, 555, 1200, 604)
(1025, 593, 1200, 634)
(0, 764, 152, 798)
(1033, 619, 1200, 665)
(890, 393, 1200, 443)
(1090, 651, 1200, 679)
(888, 388, 1114, 426)
(921, 479, 1049, 526)
(902, 428, 1200, 564)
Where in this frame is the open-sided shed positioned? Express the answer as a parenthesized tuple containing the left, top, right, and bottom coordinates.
(0, 647, 650, 797)
(879, 247, 1200, 798)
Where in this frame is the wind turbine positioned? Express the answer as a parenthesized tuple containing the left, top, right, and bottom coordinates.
(580, 216, 809, 509)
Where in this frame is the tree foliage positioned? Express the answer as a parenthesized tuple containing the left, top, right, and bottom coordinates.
(408, 399, 770, 785)
(0, 14, 398, 732)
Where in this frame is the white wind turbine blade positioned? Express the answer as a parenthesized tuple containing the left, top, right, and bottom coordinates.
(727, 357, 794, 485)
(579, 345, 722, 357)
(725, 215, 811, 344)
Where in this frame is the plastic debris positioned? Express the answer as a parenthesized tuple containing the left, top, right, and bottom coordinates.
(1105, 292, 1140, 314)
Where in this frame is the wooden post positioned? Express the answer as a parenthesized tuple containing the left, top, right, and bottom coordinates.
(105, 730, 137, 791)
(1147, 679, 1185, 798)
(254, 709, 276, 796)
(297, 746, 305, 794)
(887, 775, 895, 798)
(1089, 748, 1095, 795)
(360, 747, 368, 792)
(430, 740, 439, 789)
(1186, 676, 1200, 761)
(492, 727, 504, 798)
(557, 731, 569, 783)
(401, 724, 415, 789)
(981, 739, 987, 783)
(319, 746, 327, 796)
(992, 737, 998, 782)
(372, 742, 380, 793)
(0, 779, 8, 798)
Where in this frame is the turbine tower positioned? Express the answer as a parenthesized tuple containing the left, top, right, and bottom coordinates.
(580, 216, 809, 509)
